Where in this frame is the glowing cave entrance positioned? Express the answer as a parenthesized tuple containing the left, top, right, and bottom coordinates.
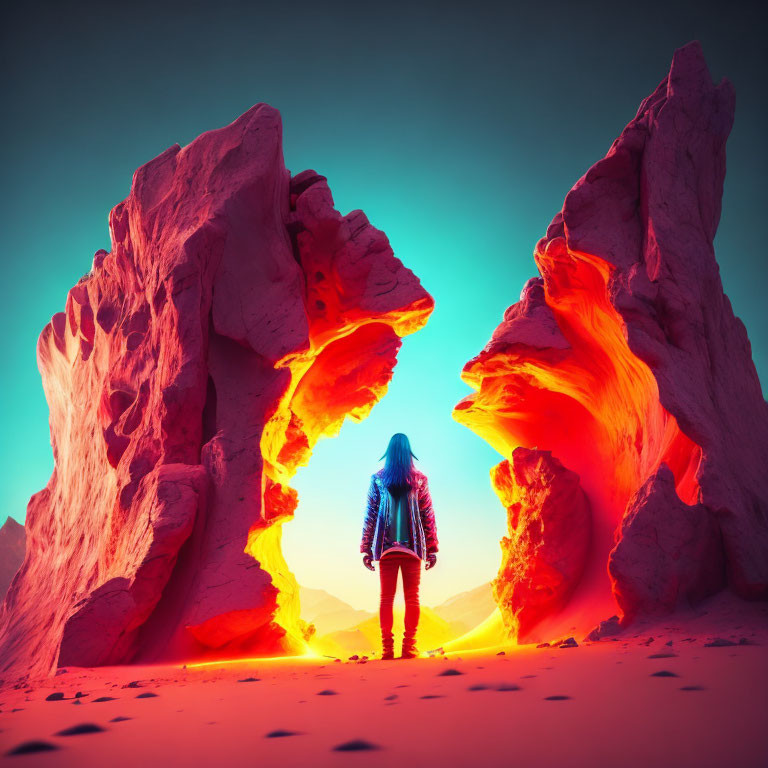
(242, 309, 433, 657)
(224, 240, 703, 660)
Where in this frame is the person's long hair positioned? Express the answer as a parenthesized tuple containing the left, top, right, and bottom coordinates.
(379, 433, 418, 491)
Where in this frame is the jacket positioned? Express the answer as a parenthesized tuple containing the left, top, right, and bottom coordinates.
(360, 468, 439, 562)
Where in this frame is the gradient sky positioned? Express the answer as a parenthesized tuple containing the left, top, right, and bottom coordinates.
(2, 1, 766, 612)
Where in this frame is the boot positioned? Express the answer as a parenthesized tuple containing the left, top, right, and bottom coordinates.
(381, 631, 395, 660)
(400, 635, 419, 659)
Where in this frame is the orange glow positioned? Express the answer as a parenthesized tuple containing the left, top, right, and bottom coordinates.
(185, 652, 323, 670)
(453, 237, 702, 643)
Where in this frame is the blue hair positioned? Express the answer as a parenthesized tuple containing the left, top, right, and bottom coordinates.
(379, 433, 418, 490)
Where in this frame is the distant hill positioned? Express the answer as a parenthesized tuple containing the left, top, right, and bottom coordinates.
(312, 605, 457, 657)
(0, 517, 25, 599)
(298, 585, 374, 636)
(300, 581, 498, 653)
(430, 581, 496, 635)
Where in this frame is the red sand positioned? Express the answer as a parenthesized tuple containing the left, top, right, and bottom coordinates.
(1, 593, 766, 767)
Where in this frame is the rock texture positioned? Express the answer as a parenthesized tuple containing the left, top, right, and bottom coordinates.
(0, 104, 433, 680)
(609, 464, 724, 620)
(0, 517, 25, 600)
(491, 449, 591, 641)
(455, 41, 768, 642)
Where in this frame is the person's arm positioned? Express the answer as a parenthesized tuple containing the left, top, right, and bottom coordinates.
(361, 474, 379, 569)
(418, 475, 438, 567)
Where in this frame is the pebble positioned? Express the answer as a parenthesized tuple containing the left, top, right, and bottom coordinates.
(332, 739, 379, 751)
(45, 692, 65, 701)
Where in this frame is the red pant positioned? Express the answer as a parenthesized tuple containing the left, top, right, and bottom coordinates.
(379, 552, 421, 642)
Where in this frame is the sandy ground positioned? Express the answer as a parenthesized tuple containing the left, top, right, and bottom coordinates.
(1, 593, 766, 768)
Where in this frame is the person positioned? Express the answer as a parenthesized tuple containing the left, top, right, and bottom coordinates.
(360, 433, 438, 659)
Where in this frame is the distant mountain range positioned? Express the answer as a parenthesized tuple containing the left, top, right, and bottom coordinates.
(0, 520, 495, 652)
(300, 580, 496, 654)
(311, 604, 458, 657)
(299, 585, 375, 636)
(431, 581, 497, 631)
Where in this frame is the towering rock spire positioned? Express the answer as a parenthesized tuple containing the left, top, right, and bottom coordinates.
(455, 41, 768, 643)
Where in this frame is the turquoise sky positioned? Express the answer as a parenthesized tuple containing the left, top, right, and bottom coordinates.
(2, 1, 765, 611)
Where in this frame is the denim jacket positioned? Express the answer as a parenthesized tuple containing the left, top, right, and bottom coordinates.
(360, 469, 438, 562)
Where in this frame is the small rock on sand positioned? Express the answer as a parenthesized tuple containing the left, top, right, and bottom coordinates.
(45, 692, 65, 701)
(585, 615, 622, 641)
(650, 670, 679, 677)
(438, 669, 464, 676)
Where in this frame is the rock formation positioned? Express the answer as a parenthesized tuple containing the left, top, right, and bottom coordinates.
(608, 464, 724, 620)
(0, 104, 433, 680)
(0, 518, 25, 601)
(491, 448, 591, 640)
(455, 41, 768, 642)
